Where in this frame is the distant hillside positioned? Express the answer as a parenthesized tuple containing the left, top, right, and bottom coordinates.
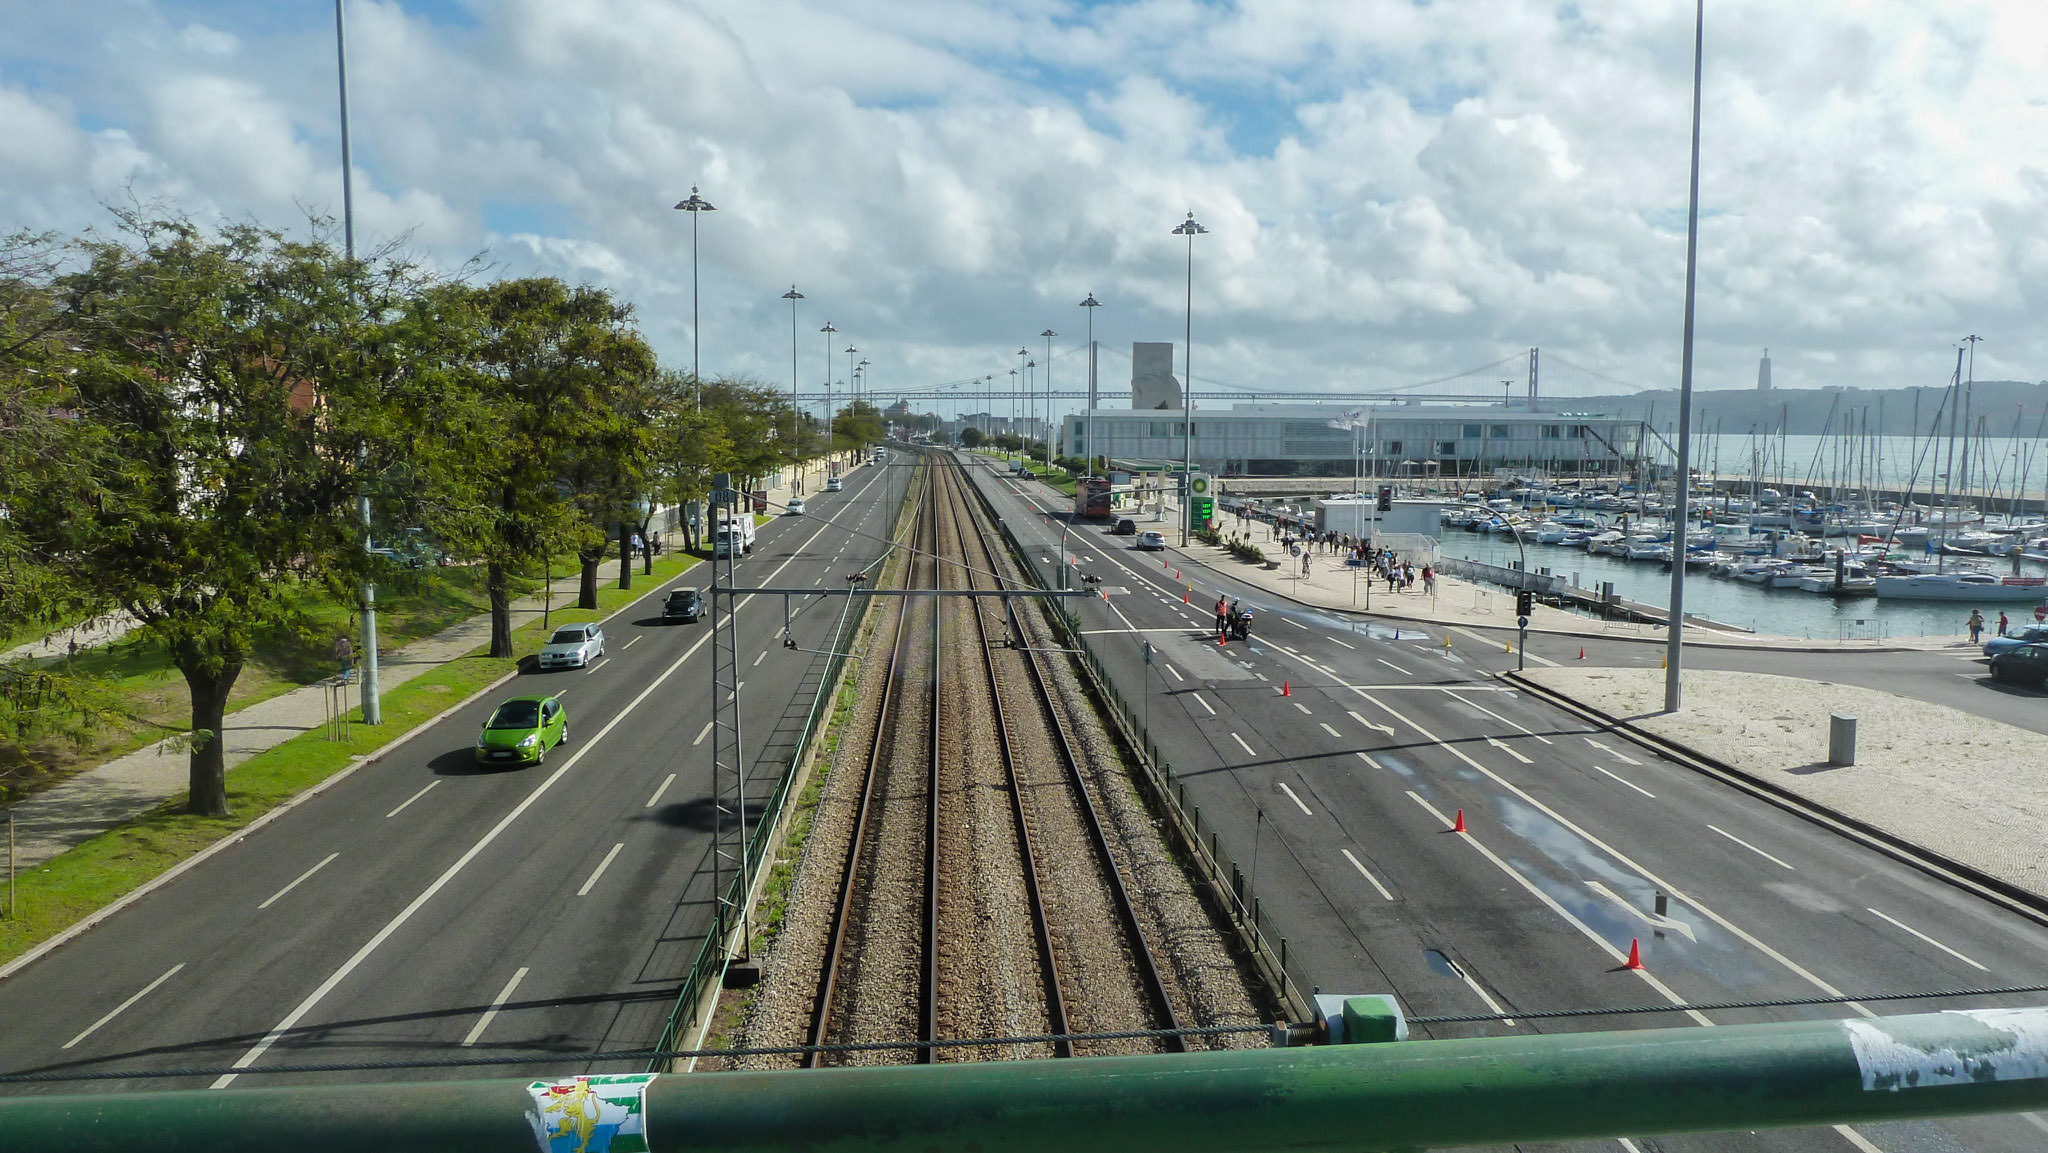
(1556, 379, 2048, 437)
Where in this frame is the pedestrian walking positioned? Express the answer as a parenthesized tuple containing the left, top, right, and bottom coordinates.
(1997, 610, 2009, 637)
(1966, 609, 1985, 644)
(334, 634, 355, 682)
(1301, 552, 1312, 577)
(1422, 564, 1435, 596)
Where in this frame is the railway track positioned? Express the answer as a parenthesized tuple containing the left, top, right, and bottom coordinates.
(798, 452, 1185, 1065)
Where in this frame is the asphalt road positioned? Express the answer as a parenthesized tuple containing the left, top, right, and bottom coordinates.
(0, 456, 909, 1093)
(972, 456, 2048, 1153)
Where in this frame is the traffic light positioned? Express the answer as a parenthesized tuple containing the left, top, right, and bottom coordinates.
(1515, 590, 1534, 618)
(1376, 486, 1393, 512)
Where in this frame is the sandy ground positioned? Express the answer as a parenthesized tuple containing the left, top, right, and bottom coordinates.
(1522, 666, 2048, 899)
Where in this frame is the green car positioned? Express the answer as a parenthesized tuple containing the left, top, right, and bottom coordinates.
(474, 695, 567, 767)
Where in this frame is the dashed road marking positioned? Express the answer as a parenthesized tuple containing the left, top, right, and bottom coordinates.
(1377, 658, 1410, 676)
(1292, 702, 1312, 715)
(1191, 693, 1216, 716)
(64, 963, 185, 1050)
(1356, 751, 1383, 771)
(1340, 849, 1394, 901)
(693, 721, 713, 747)
(1231, 732, 1257, 757)
(386, 780, 440, 818)
(1485, 736, 1532, 765)
(1330, 638, 1354, 649)
(1707, 824, 1794, 870)
(1867, 907, 1988, 971)
(577, 843, 626, 897)
(1320, 722, 1343, 739)
(1278, 782, 1314, 815)
(1594, 765, 1655, 798)
(258, 853, 339, 911)
(646, 773, 677, 809)
(461, 967, 529, 1048)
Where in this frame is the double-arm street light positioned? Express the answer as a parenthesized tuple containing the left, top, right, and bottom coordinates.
(1172, 211, 1208, 546)
(820, 322, 837, 461)
(1040, 328, 1056, 467)
(673, 185, 716, 408)
(1079, 294, 1100, 475)
(783, 286, 803, 462)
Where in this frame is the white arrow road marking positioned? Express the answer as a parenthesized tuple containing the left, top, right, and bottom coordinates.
(1585, 736, 1643, 765)
(1485, 737, 1532, 765)
(1347, 709, 1395, 737)
(1586, 880, 1697, 942)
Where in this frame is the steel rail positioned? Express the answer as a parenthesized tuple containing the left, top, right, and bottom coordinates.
(803, 462, 934, 1067)
(919, 470, 942, 1063)
(943, 463, 1073, 1057)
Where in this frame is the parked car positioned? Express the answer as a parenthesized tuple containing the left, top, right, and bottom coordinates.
(1136, 530, 1167, 551)
(1988, 642, 2048, 686)
(663, 587, 704, 623)
(1111, 518, 1137, 535)
(786, 497, 806, 515)
(473, 694, 567, 767)
(537, 623, 605, 669)
(1983, 623, 2048, 658)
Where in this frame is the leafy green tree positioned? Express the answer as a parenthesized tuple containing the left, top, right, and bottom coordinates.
(20, 213, 412, 816)
(959, 425, 984, 448)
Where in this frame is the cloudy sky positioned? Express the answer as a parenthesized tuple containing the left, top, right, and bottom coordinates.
(4, 0, 2046, 414)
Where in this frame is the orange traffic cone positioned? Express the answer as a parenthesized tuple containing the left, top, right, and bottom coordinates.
(1281, 680, 1291, 697)
(1624, 938, 1643, 969)
(1183, 589, 1189, 604)
(1578, 646, 1586, 660)
(1452, 808, 1466, 833)
(1218, 630, 1227, 646)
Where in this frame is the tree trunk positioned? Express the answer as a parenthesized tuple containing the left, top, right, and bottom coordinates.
(487, 560, 514, 657)
(617, 521, 633, 590)
(638, 513, 656, 575)
(578, 551, 601, 609)
(179, 657, 242, 817)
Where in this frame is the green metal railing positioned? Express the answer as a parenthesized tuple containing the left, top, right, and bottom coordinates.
(13, 1007, 2048, 1152)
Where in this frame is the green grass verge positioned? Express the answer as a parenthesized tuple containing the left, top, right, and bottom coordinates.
(0, 550, 705, 963)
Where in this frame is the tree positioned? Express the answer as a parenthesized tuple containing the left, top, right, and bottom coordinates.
(959, 425, 984, 448)
(22, 213, 408, 816)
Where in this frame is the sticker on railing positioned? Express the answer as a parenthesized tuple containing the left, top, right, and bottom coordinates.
(528, 1074, 657, 1153)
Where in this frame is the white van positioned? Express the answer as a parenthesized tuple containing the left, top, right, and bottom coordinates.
(711, 516, 756, 558)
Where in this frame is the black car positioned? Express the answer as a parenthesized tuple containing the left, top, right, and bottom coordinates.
(1988, 642, 2048, 686)
(1110, 518, 1137, 535)
(663, 587, 704, 623)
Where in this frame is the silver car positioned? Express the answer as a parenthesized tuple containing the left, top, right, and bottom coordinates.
(537, 623, 605, 669)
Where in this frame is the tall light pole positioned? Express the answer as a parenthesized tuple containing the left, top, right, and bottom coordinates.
(1664, 0, 1706, 714)
(1007, 368, 1018, 442)
(335, 0, 380, 725)
(1040, 329, 1056, 467)
(1173, 211, 1208, 546)
(783, 286, 803, 468)
(673, 185, 716, 408)
(1026, 360, 1038, 462)
(1079, 294, 1101, 474)
(1016, 347, 1028, 446)
(820, 322, 837, 464)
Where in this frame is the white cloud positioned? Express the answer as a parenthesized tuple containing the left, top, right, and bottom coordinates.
(3, 0, 2048, 399)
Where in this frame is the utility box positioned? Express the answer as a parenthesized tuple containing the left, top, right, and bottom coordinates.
(1828, 714, 1857, 766)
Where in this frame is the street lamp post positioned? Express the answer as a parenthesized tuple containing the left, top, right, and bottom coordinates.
(1172, 211, 1208, 546)
(819, 322, 837, 465)
(845, 345, 859, 444)
(1026, 360, 1037, 464)
(1007, 369, 1018, 446)
(1664, 0, 1706, 713)
(672, 186, 716, 407)
(334, 0, 383, 726)
(1040, 329, 1056, 469)
(1079, 294, 1100, 475)
(783, 286, 803, 480)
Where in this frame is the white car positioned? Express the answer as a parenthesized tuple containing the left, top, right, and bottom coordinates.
(787, 497, 806, 515)
(537, 623, 605, 670)
(1136, 531, 1167, 551)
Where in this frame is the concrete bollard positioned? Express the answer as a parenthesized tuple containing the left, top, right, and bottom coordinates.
(1828, 714, 1857, 767)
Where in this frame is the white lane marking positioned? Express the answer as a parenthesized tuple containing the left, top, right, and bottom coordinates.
(585, 658, 609, 674)
(1163, 663, 1184, 682)
(692, 721, 714, 747)
(461, 967, 529, 1047)
(623, 636, 641, 650)
(1585, 737, 1643, 766)
(1358, 690, 1872, 1018)
(1587, 880, 1697, 942)
(1356, 751, 1383, 771)
(386, 780, 440, 818)
(1867, 908, 1988, 971)
(1707, 824, 1796, 870)
(1405, 790, 1711, 1025)
(1292, 702, 1312, 715)
(578, 843, 626, 897)
(1284, 617, 1309, 630)
(1191, 692, 1216, 716)
(646, 773, 677, 809)
(1340, 849, 1395, 901)
(753, 651, 766, 667)
(1347, 709, 1395, 737)
(1446, 691, 1555, 744)
(1330, 638, 1354, 649)
(1377, 658, 1410, 675)
(1833, 1124, 1885, 1152)
(64, 963, 185, 1050)
(1253, 672, 1269, 682)
(1320, 722, 1343, 739)
(1278, 782, 1314, 815)
(258, 852, 340, 911)
(1449, 625, 1560, 667)
(211, 620, 724, 1088)
(1485, 736, 1533, 765)
(1231, 732, 1257, 757)
(1619, 1140, 1645, 1152)
(1594, 764, 1656, 798)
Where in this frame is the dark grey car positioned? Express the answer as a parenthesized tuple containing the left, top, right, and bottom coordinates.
(663, 587, 704, 623)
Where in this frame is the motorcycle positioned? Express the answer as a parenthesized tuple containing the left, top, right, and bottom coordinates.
(1229, 608, 1254, 641)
